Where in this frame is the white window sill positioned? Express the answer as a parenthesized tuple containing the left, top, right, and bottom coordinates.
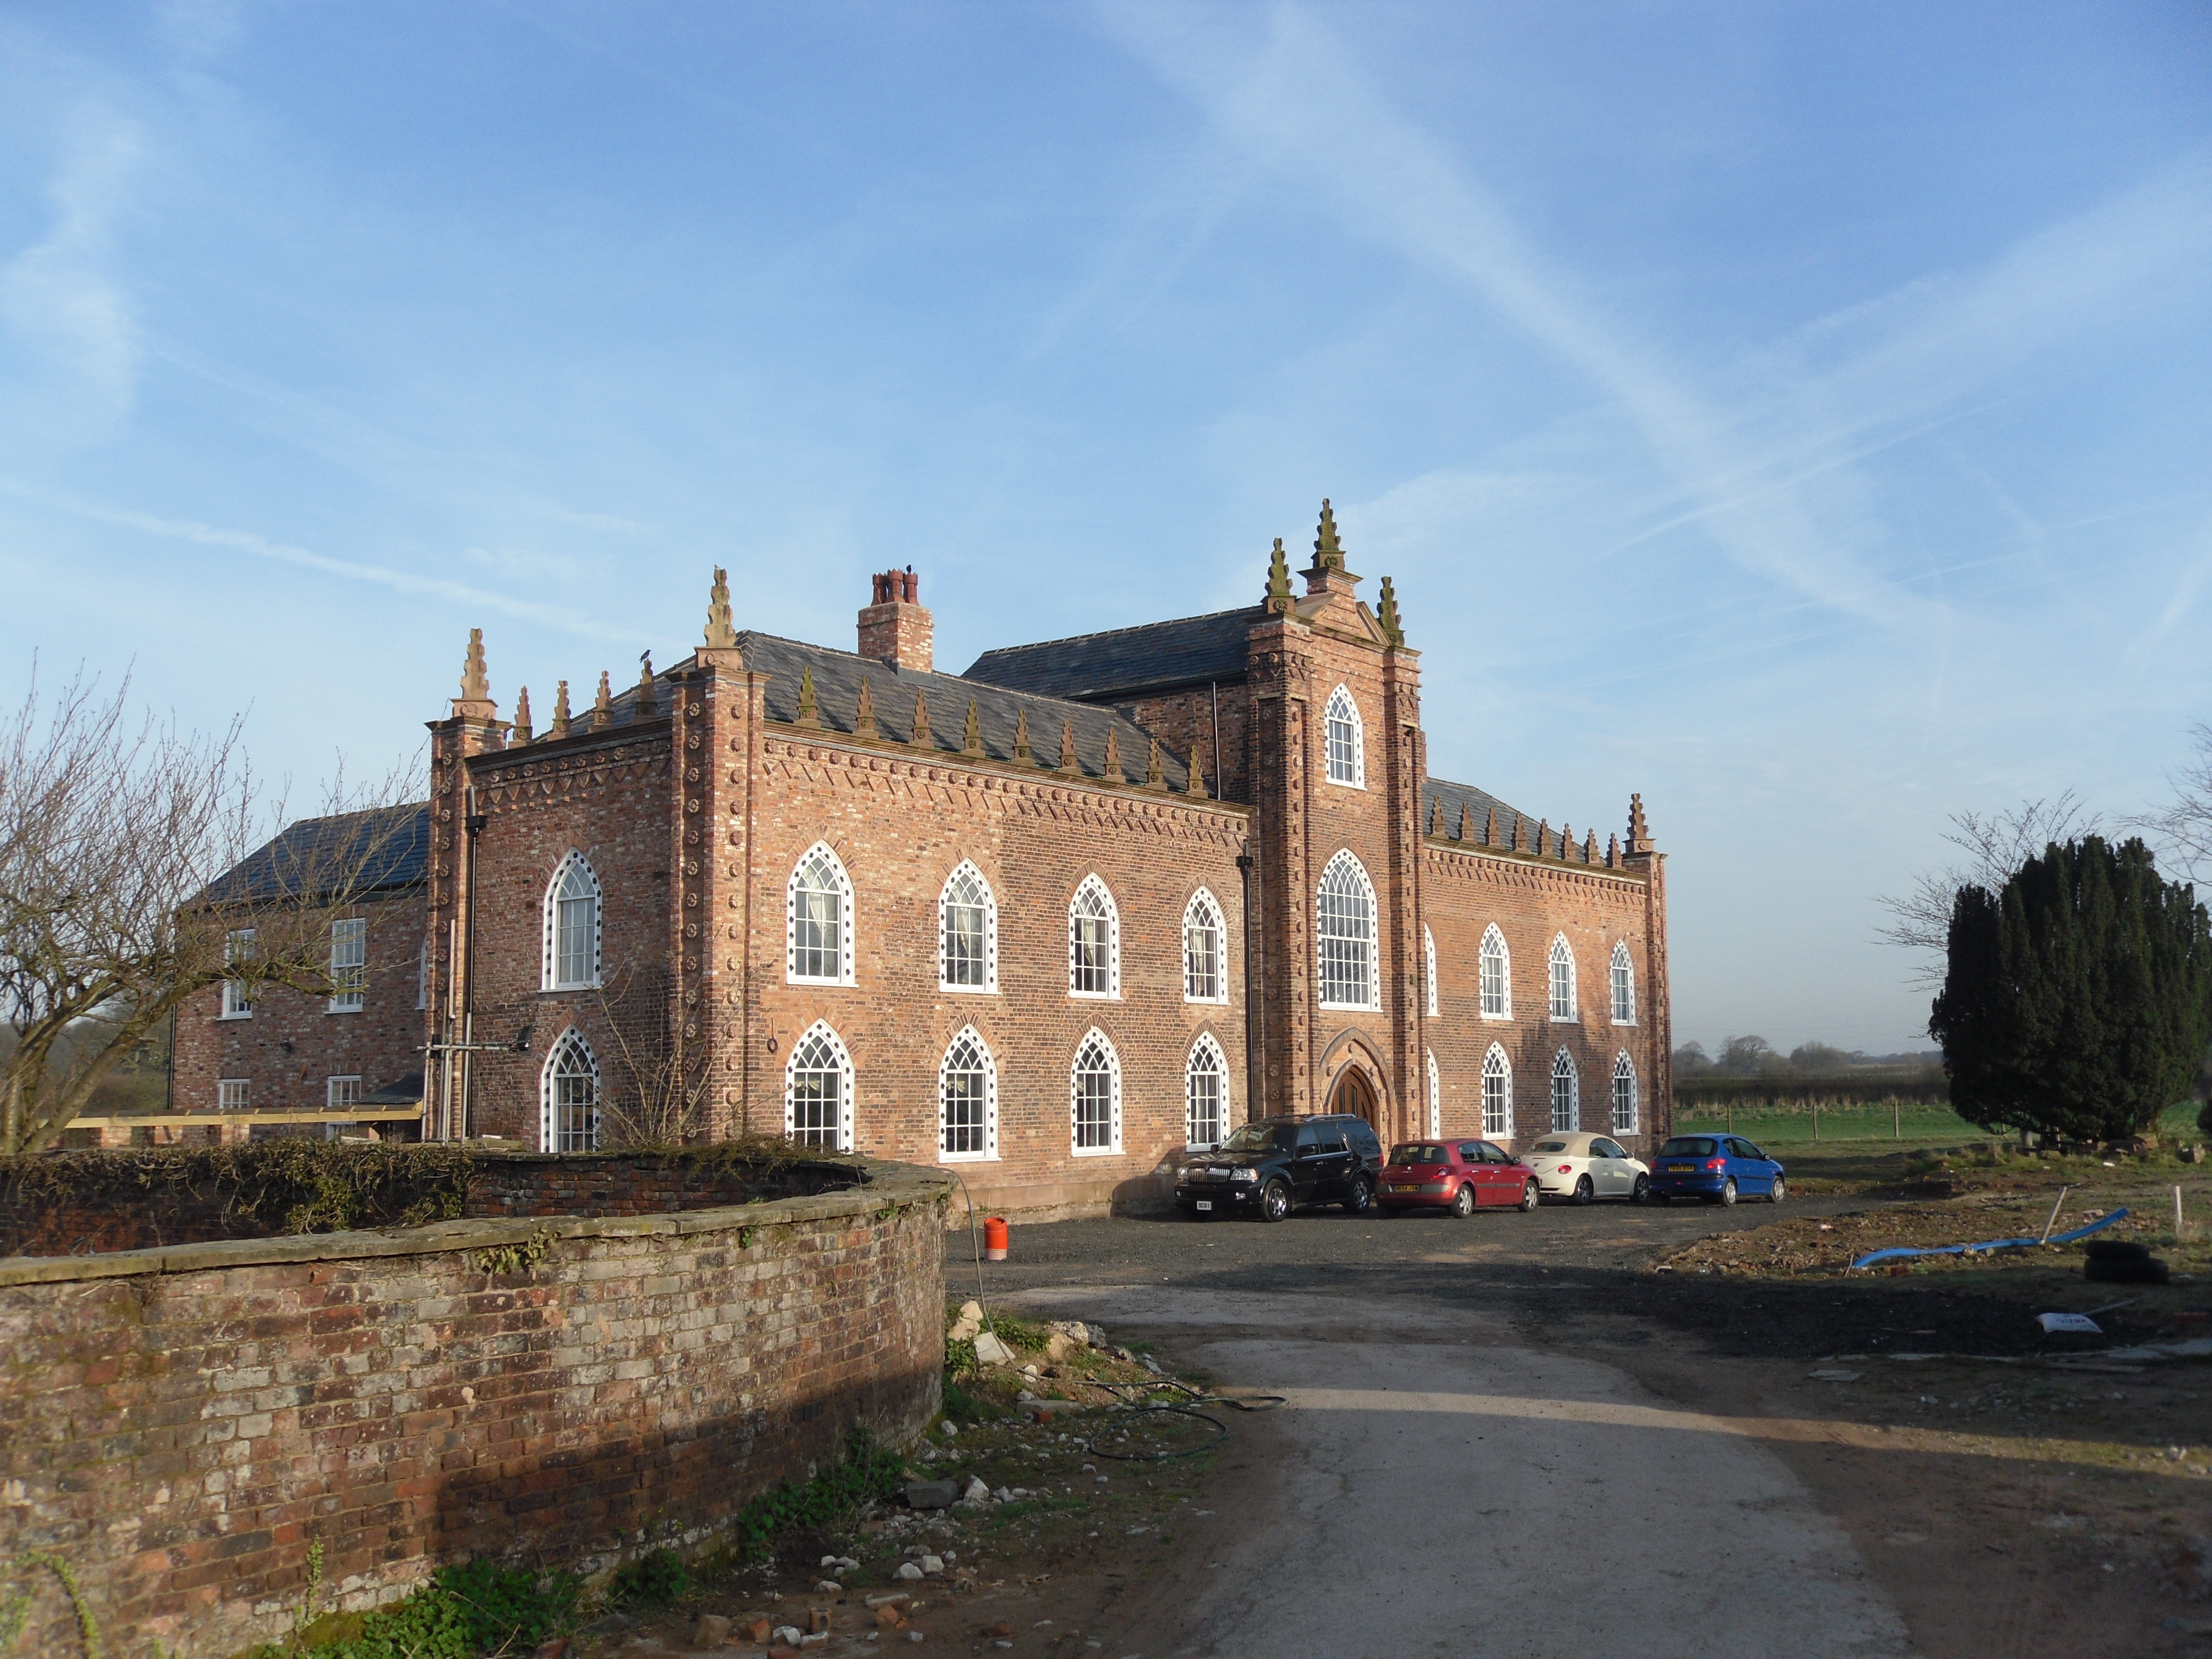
(1611, 1018, 1636, 1027)
(787, 975, 854, 989)
(1318, 1001, 1381, 1014)
(1479, 1010, 1512, 1021)
(326, 1005, 363, 1016)
(940, 1150, 998, 1164)
(542, 982, 601, 994)
(1183, 993, 1230, 1006)
(1071, 1142, 1123, 1158)
(938, 982, 999, 995)
(1069, 989, 1119, 1001)
(217, 1011, 252, 1022)
(1324, 776, 1366, 790)
(1548, 1014, 1580, 1025)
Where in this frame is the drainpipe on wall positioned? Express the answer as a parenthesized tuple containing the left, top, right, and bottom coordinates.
(460, 795, 487, 1141)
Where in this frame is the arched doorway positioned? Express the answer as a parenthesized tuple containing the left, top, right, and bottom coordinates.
(1326, 1066, 1380, 1128)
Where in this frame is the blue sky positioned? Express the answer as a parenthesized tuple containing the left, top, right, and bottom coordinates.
(3, 2, 2209, 1055)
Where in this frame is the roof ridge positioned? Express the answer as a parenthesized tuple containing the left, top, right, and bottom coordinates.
(966, 605, 1262, 660)
(738, 631, 1179, 726)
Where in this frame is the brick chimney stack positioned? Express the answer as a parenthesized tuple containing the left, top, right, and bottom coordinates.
(858, 566, 932, 672)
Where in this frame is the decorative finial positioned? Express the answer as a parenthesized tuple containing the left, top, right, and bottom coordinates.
(1188, 743, 1209, 800)
(1485, 805, 1498, 846)
(1457, 802, 1473, 841)
(590, 672, 613, 731)
(854, 677, 875, 737)
(1146, 736, 1163, 789)
(1265, 538, 1293, 613)
(459, 628, 491, 702)
(1377, 576, 1404, 647)
(1535, 818, 1550, 859)
(1511, 813, 1526, 854)
(1102, 729, 1124, 784)
(1606, 832, 1620, 867)
(1561, 822, 1572, 860)
(1313, 499, 1343, 569)
(551, 679, 572, 739)
(1014, 706, 1031, 761)
(1058, 719, 1080, 776)
(1584, 828, 1598, 864)
(635, 653, 658, 717)
(1428, 799, 1442, 836)
(1627, 792, 1653, 852)
(910, 689, 930, 747)
(512, 685, 534, 744)
(795, 665, 820, 729)
(964, 698, 983, 757)
(703, 567, 737, 650)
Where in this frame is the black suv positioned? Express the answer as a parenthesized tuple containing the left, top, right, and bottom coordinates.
(1175, 1115, 1386, 1222)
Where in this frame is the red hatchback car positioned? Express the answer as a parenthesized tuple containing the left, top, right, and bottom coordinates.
(1377, 1140, 1540, 1217)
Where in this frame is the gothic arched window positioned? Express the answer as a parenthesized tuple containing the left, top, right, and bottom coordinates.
(1323, 685, 1365, 787)
(1071, 1029, 1122, 1154)
(787, 843, 855, 985)
(1482, 1044, 1512, 1139)
(939, 861, 997, 992)
(786, 1020, 854, 1150)
(1550, 1048, 1580, 1134)
(1480, 925, 1511, 1019)
(1610, 942, 1636, 1025)
(543, 852, 602, 991)
(1069, 875, 1120, 999)
(1316, 850, 1379, 1010)
(1185, 1033, 1228, 1149)
(541, 1026, 600, 1153)
(938, 1026, 997, 1160)
(1548, 934, 1578, 1022)
(1425, 925, 1438, 1017)
(1611, 1050, 1639, 1135)
(1184, 888, 1227, 1003)
(1426, 1049, 1442, 1139)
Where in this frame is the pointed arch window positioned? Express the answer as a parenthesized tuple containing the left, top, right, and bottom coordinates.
(1185, 1033, 1228, 1149)
(540, 1027, 601, 1153)
(938, 1027, 997, 1161)
(1323, 685, 1365, 787)
(1316, 850, 1379, 1010)
(1426, 1049, 1441, 1139)
(1482, 1044, 1512, 1139)
(1548, 934, 1578, 1022)
(1610, 942, 1636, 1025)
(939, 862, 998, 993)
(1550, 1048, 1579, 1134)
(543, 852, 603, 991)
(1069, 875, 1120, 999)
(787, 842, 855, 985)
(1183, 889, 1227, 1004)
(1071, 1029, 1122, 1154)
(786, 1020, 854, 1150)
(1424, 925, 1438, 1018)
(1480, 925, 1511, 1019)
(1611, 1050, 1639, 1135)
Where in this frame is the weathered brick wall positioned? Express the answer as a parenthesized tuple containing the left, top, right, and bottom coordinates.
(1421, 840, 1669, 1154)
(0, 1161, 950, 1658)
(171, 893, 430, 1121)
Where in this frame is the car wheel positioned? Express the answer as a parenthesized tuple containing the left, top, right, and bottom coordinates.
(1260, 1180, 1292, 1223)
(1518, 1181, 1540, 1212)
(1630, 1172, 1650, 1204)
(1344, 1176, 1374, 1215)
(1769, 1176, 1787, 1204)
(1451, 1184, 1477, 1218)
(1572, 1175, 1594, 1206)
(1718, 1177, 1738, 1207)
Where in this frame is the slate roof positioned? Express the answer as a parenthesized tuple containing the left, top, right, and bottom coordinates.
(962, 607, 1266, 702)
(735, 632, 1194, 789)
(1422, 776, 1572, 860)
(201, 803, 431, 906)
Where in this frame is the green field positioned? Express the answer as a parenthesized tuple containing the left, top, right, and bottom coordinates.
(1668, 1098, 2204, 1147)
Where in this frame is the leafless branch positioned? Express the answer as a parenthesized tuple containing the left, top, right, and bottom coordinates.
(2128, 721, 2212, 885)
(593, 965, 708, 1149)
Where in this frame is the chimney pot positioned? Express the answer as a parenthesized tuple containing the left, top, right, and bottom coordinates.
(858, 567, 933, 672)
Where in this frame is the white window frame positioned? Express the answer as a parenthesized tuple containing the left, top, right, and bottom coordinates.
(785, 1018, 855, 1151)
(1424, 925, 1438, 1018)
(326, 1075, 362, 1112)
(221, 928, 255, 1019)
(1611, 1050, 1639, 1135)
(416, 939, 428, 1011)
(1550, 1048, 1579, 1134)
(1070, 1027, 1123, 1155)
(1481, 1044, 1512, 1139)
(542, 851, 604, 992)
(937, 860, 998, 994)
(1610, 942, 1636, 1025)
(1068, 874, 1121, 1000)
(1185, 1032, 1229, 1149)
(540, 1026, 601, 1154)
(1183, 888, 1228, 1004)
(1426, 1049, 1441, 1139)
(1548, 933, 1578, 1023)
(1323, 684, 1366, 789)
(218, 1078, 249, 1112)
(787, 842, 857, 987)
(1479, 925, 1511, 1020)
(327, 917, 366, 1013)
(1316, 849, 1380, 1011)
(937, 1026, 998, 1162)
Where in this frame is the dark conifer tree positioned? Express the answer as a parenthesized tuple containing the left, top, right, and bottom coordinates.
(1929, 837, 2212, 1144)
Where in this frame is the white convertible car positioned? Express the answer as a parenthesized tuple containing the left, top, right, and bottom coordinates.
(1516, 1132, 1651, 1204)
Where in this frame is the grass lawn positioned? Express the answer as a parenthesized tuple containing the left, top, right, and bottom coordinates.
(1670, 1098, 2205, 1150)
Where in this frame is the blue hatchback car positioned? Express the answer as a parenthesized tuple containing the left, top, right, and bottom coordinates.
(1648, 1134, 1786, 1206)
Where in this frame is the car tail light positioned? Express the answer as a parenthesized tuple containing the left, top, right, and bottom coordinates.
(1705, 1158, 1725, 1171)
(1557, 1164, 1573, 1173)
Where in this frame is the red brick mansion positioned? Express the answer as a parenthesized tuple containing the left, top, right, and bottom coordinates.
(174, 503, 1672, 1217)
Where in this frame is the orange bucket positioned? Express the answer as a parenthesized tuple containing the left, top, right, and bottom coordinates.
(983, 1216, 1010, 1261)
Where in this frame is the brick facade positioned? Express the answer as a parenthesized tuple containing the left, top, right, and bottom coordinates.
(173, 502, 1671, 1212)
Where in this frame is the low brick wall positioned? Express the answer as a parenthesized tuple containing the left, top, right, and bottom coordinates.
(0, 1158, 951, 1658)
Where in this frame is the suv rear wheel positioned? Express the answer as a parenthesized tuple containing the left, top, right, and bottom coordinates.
(1260, 1179, 1292, 1223)
(1343, 1176, 1373, 1215)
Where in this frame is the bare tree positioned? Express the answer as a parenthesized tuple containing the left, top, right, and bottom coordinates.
(0, 666, 415, 1153)
(594, 966, 708, 1149)
(2131, 721, 2212, 884)
(1876, 791, 2104, 988)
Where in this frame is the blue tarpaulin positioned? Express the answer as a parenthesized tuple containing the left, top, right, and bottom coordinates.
(1849, 1207, 2130, 1271)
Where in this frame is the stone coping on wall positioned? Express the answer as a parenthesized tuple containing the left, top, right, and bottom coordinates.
(0, 1155, 954, 1286)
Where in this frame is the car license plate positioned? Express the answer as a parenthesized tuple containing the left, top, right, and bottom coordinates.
(1388, 1183, 1415, 1193)
(1667, 1164, 1693, 1172)
(1194, 1200, 1212, 1211)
